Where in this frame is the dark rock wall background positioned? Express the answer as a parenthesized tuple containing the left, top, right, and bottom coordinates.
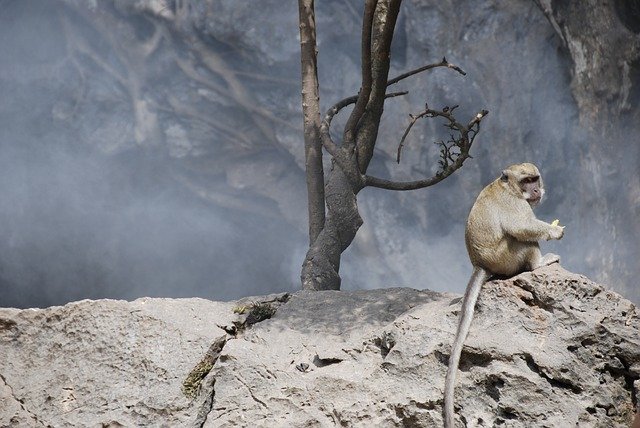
(0, 0, 638, 308)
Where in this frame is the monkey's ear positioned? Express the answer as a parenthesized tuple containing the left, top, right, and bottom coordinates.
(500, 171, 509, 182)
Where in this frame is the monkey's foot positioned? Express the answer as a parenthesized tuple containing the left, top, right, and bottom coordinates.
(536, 253, 560, 269)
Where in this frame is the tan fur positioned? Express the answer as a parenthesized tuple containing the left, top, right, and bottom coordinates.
(465, 163, 563, 275)
(444, 163, 564, 428)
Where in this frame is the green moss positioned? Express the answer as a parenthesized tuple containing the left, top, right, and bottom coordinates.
(245, 302, 276, 325)
(181, 353, 215, 399)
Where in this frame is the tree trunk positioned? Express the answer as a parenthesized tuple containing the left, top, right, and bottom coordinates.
(298, 0, 325, 245)
(301, 0, 401, 290)
(301, 158, 363, 290)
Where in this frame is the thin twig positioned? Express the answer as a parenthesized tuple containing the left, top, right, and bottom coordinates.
(397, 105, 467, 163)
(387, 57, 466, 87)
(396, 113, 422, 163)
(366, 108, 488, 191)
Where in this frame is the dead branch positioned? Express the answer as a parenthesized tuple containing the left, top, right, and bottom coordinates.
(139, 22, 163, 58)
(320, 91, 408, 159)
(319, 56, 467, 162)
(364, 108, 488, 191)
(352, 0, 402, 173)
(386, 57, 466, 87)
(397, 104, 467, 163)
(370, 0, 402, 93)
(342, 0, 378, 147)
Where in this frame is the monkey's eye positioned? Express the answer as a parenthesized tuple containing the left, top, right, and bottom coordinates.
(521, 176, 539, 184)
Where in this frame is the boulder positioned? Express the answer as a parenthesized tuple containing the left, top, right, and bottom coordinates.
(1, 265, 638, 427)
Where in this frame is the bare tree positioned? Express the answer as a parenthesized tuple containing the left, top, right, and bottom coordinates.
(297, 0, 488, 291)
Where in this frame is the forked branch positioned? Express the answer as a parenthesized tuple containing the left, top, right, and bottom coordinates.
(320, 57, 467, 158)
(316, 53, 485, 192)
(364, 107, 488, 191)
(319, 91, 408, 161)
(343, 0, 378, 146)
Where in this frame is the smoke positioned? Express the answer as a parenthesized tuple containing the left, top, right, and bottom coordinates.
(1, 0, 637, 308)
(0, 0, 304, 308)
(0, 125, 303, 308)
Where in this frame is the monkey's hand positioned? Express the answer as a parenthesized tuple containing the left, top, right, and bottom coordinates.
(547, 223, 564, 240)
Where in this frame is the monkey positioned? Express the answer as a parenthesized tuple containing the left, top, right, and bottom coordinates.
(443, 163, 564, 428)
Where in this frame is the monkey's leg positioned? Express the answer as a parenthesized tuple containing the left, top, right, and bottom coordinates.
(535, 252, 560, 269)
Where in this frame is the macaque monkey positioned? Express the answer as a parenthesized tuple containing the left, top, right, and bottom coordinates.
(443, 163, 564, 428)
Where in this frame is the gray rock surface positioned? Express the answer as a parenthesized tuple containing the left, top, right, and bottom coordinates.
(534, 0, 640, 122)
(0, 298, 236, 427)
(1, 266, 638, 427)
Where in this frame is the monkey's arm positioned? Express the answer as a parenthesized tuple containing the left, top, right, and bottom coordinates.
(502, 216, 563, 242)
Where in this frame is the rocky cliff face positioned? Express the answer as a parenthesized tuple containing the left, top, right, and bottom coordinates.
(1, 265, 638, 427)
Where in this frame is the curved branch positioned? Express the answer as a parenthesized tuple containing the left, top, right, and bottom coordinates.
(320, 91, 408, 158)
(319, 102, 352, 159)
(364, 171, 450, 190)
(397, 106, 469, 163)
(365, 108, 488, 191)
(386, 57, 466, 87)
(319, 55, 467, 160)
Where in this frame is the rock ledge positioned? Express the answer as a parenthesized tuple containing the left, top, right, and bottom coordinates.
(1, 265, 638, 427)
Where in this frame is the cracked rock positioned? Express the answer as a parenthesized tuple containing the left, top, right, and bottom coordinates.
(1, 266, 638, 427)
(0, 298, 237, 427)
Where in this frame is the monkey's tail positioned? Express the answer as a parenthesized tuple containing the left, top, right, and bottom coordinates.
(443, 267, 490, 428)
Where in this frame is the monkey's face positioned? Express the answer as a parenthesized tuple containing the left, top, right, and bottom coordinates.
(500, 163, 545, 207)
(521, 176, 544, 206)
